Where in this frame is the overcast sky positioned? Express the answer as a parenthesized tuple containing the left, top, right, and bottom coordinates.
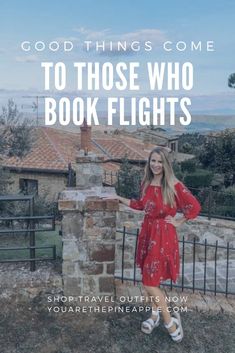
(0, 0, 235, 114)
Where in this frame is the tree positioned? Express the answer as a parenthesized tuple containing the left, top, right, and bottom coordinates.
(0, 99, 33, 157)
(198, 139, 218, 169)
(116, 156, 143, 199)
(178, 132, 206, 155)
(228, 73, 235, 89)
(0, 99, 33, 194)
(198, 131, 235, 186)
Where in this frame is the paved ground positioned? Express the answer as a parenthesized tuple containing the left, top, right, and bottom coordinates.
(115, 259, 235, 295)
(0, 292, 235, 353)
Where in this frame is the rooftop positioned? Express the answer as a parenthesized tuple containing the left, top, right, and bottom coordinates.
(1, 127, 155, 173)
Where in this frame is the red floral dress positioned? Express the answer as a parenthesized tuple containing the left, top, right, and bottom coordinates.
(130, 182, 201, 286)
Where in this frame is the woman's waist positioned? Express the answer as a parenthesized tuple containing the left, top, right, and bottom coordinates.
(144, 214, 174, 220)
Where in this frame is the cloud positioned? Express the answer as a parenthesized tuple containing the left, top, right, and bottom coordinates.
(15, 55, 39, 63)
(73, 27, 166, 56)
(73, 27, 110, 40)
(55, 36, 80, 44)
(121, 29, 166, 45)
(74, 26, 166, 43)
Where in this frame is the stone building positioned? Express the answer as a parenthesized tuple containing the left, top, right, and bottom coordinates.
(1, 125, 193, 201)
(0, 126, 152, 201)
(132, 127, 179, 153)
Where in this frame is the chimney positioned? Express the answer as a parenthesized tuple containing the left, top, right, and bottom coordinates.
(80, 119, 92, 152)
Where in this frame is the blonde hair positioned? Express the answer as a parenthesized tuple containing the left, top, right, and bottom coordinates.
(142, 147, 177, 207)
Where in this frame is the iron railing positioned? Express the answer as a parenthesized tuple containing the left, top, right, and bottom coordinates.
(0, 194, 56, 271)
(115, 227, 235, 296)
(67, 163, 76, 187)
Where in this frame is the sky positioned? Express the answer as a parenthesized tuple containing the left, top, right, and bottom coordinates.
(0, 0, 235, 115)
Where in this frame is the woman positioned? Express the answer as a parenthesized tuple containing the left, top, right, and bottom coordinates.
(114, 147, 201, 343)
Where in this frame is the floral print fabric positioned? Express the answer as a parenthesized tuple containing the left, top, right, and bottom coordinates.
(130, 182, 201, 286)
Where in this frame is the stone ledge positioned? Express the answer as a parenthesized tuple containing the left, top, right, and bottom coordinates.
(76, 156, 104, 163)
(85, 198, 119, 212)
(58, 200, 77, 211)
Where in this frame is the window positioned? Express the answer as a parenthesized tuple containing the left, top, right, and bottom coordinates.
(170, 142, 176, 152)
(19, 179, 38, 195)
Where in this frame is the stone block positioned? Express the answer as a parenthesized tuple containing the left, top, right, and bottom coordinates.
(99, 277, 115, 293)
(63, 241, 80, 261)
(83, 277, 98, 294)
(89, 244, 115, 262)
(89, 175, 103, 186)
(76, 241, 89, 261)
(106, 263, 115, 275)
(58, 200, 77, 211)
(85, 198, 119, 212)
(106, 199, 119, 211)
(63, 277, 82, 296)
(75, 175, 87, 188)
(85, 199, 107, 211)
(79, 262, 104, 275)
(62, 213, 84, 239)
(62, 261, 77, 276)
(103, 216, 116, 227)
(86, 216, 94, 228)
(101, 228, 116, 241)
(85, 226, 116, 241)
(76, 155, 104, 163)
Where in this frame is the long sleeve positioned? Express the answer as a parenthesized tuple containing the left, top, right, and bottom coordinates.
(129, 198, 144, 210)
(175, 182, 201, 220)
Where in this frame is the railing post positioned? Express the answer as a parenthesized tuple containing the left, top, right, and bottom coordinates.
(208, 186, 212, 220)
(181, 236, 185, 292)
(121, 226, 126, 284)
(214, 240, 218, 296)
(117, 172, 120, 193)
(204, 239, 207, 295)
(133, 228, 139, 285)
(225, 242, 230, 297)
(53, 245, 57, 260)
(192, 237, 196, 292)
(29, 196, 36, 271)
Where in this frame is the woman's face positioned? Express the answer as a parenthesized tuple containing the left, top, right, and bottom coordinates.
(150, 152, 163, 176)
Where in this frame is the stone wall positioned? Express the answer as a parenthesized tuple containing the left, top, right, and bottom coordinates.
(116, 205, 235, 293)
(117, 205, 235, 260)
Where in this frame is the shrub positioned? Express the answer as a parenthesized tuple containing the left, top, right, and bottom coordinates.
(184, 170, 213, 188)
(180, 159, 197, 173)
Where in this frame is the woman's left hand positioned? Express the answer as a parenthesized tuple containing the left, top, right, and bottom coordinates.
(165, 216, 184, 228)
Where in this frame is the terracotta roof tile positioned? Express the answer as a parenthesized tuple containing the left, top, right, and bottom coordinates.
(2, 127, 154, 173)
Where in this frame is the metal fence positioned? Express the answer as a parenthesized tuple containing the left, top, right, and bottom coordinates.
(103, 171, 235, 221)
(0, 194, 56, 271)
(188, 186, 235, 221)
(115, 227, 235, 297)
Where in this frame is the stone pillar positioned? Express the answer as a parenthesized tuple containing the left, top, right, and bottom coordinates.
(75, 151, 104, 189)
(58, 152, 119, 298)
